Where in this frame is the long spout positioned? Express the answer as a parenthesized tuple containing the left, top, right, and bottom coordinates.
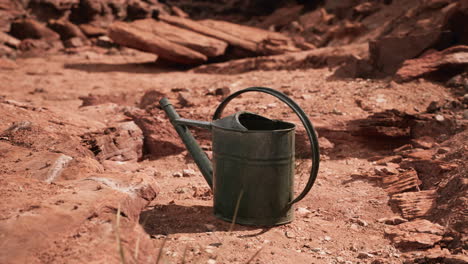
(159, 98, 213, 189)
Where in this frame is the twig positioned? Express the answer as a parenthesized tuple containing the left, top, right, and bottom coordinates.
(115, 205, 126, 264)
(155, 236, 168, 264)
(246, 247, 263, 264)
(229, 189, 244, 233)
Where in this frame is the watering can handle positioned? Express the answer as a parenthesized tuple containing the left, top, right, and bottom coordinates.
(213, 87, 320, 205)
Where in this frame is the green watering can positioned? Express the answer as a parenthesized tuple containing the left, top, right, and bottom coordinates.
(160, 87, 320, 226)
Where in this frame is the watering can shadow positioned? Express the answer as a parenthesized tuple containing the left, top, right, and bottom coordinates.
(160, 87, 320, 226)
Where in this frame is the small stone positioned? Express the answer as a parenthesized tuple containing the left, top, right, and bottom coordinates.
(311, 248, 322, 252)
(267, 103, 277, 109)
(301, 94, 312, 100)
(207, 259, 216, 264)
(463, 94, 468, 104)
(285, 231, 296, 238)
(435, 114, 444, 121)
(323, 236, 331, 241)
(178, 92, 194, 107)
(377, 216, 408, 225)
(204, 224, 216, 231)
(374, 165, 399, 176)
(336, 256, 345, 263)
(215, 87, 230, 97)
(351, 218, 368, 227)
(172, 172, 182, 177)
(296, 207, 312, 217)
(182, 169, 196, 177)
(64, 37, 84, 48)
(463, 110, 468, 120)
(426, 101, 441, 113)
(437, 147, 450, 154)
(358, 252, 374, 259)
(350, 224, 359, 231)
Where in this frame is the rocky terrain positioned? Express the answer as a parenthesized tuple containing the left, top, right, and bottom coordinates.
(0, 0, 467, 263)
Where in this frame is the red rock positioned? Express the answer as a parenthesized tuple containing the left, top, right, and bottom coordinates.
(0, 57, 18, 70)
(0, 31, 20, 48)
(131, 19, 228, 57)
(369, 31, 444, 75)
(48, 19, 87, 41)
(79, 23, 107, 37)
(395, 45, 468, 82)
(81, 121, 143, 162)
(108, 21, 207, 65)
(385, 219, 444, 249)
(9, 19, 60, 41)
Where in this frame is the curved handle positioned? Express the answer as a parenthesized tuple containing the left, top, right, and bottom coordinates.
(213, 87, 320, 205)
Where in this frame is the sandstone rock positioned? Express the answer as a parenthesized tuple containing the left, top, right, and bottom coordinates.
(63, 37, 85, 48)
(0, 31, 20, 48)
(385, 219, 444, 249)
(139, 89, 166, 109)
(81, 121, 143, 162)
(395, 45, 468, 82)
(182, 168, 196, 177)
(108, 21, 207, 65)
(79, 23, 107, 37)
(369, 31, 445, 75)
(125, 108, 185, 158)
(131, 19, 228, 57)
(193, 43, 368, 74)
(0, 57, 18, 70)
(48, 19, 87, 41)
(9, 19, 60, 41)
(377, 216, 408, 225)
(390, 190, 438, 219)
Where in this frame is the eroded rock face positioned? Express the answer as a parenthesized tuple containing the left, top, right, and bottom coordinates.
(82, 121, 144, 162)
(385, 219, 445, 249)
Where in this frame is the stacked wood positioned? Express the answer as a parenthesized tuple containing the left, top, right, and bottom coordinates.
(390, 190, 438, 219)
(382, 169, 421, 195)
(107, 15, 306, 65)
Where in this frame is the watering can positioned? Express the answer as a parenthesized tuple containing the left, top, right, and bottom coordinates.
(160, 87, 320, 226)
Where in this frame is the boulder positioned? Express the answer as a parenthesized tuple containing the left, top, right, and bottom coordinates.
(395, 45, 468, 82)
(9, 18, 60, 41)
(131, 19, 228, 57)
(108, 21, 207, 65)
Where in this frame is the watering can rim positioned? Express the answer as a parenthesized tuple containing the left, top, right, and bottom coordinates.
(211, 111, 296, 133)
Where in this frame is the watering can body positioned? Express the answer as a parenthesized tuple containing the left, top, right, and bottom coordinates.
(160, 87, 320, 226)
(212, 113, 296, 225)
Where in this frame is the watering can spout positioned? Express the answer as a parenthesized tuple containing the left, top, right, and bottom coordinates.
(159, 97, 214, 189)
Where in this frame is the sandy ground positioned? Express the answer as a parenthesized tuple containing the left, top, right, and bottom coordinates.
(0, 49, 461, 264)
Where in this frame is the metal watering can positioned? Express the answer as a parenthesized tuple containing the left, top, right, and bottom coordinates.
(160, 87, 320, 226)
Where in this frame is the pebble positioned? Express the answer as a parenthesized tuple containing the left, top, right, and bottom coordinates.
(463, 110, 468, 120)
(358, 252, 374, 259)
(285, 231, 296, 238)
(351, 218, 368, 227)
(207, 259, 216, 264)
(377, 216, 408, 225)
(182, 169, 196, 177)
(323, 236, 332, 241)
(172, 172, 182, 177)
(296, 207, 312, 217)
(435, 114, 445, 121)
(204, 224, 216, 231)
